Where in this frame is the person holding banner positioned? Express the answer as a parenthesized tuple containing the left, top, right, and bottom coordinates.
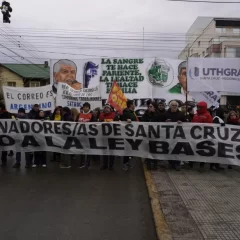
(192, 101, 213, 172)
(76, 102, 97, 169)
(13, 108, 33, 169)
(60, 107, 74, 168)
(141, 101, 159, 170)
(121, 100, 139, 171)
(0, 103, 13, 167)
(32, 110, 48, 168)
(165, 100, 187, 171)
(50, 107, 63, 162)
(99, 104, 119, 170)
(28, 104, 40, 120)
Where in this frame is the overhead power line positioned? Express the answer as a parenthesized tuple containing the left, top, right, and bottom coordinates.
(168, 0, 240, 3)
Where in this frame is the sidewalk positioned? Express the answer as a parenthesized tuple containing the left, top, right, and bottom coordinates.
(150, 163, 240, 240)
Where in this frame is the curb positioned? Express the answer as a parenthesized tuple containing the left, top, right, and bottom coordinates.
(142, 159, 173, 240)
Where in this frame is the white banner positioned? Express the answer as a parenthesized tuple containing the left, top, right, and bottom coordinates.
(188, 58, 240, 93)
(1, 120, 240, 166)
(56, 83, 102, 109)
(2, 85, 54, 113)
(50, 58, 195, 108)
(190, 90, 220, 108)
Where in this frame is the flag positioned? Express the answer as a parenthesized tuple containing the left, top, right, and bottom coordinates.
(107, 81, 127, 114)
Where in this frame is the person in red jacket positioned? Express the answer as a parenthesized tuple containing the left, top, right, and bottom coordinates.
(192, 101, 213, 171)
(192, 101, 213, 123)
(99, 104, 119, 170)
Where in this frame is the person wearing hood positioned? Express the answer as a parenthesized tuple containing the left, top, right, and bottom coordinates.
(121, 100, 138, 171)
(192, 101, 213, 124)
(164, 101, 187, 171)
(28, 104, 40, 119)
(99, 104, 119, 170)
(0, 103, 13, 167)
(192, 101, 213, 171)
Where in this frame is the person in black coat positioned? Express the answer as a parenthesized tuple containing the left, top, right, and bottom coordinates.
(141, 102, 159, 170)
(0, 103, 13, 167)
(60, 107, 74, 168)
(28, 104, 40, 119)
(141, 102, 159, 122)
(165, 101, 186, 171)
(165, 101, 187, 123)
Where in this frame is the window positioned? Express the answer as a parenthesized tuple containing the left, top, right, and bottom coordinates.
(233, 28, 240, 35)
(225, 47, 236, 58)
(7, 82, 16, 87)
(216, 27, 227, 34)
(198, 41, 200, 47)
(30, 81, 40, 87)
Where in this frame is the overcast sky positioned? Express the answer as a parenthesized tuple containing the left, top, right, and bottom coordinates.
(1, 0, 240, 63)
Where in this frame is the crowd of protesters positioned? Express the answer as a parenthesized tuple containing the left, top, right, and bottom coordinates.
(0, 99, 240, 172)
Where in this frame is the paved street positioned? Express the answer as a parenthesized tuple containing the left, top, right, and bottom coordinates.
(0, 155, 157, 240)
(152, 163, 240, 240)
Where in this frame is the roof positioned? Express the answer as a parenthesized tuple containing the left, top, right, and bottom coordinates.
(0, 64, 50, 79)
(187, 17, 240, 36)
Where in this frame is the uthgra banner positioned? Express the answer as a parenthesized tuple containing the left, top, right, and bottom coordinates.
(3, 85, 54, 113)
(1, 120, 240, 166)
(188, 58, 240, 93)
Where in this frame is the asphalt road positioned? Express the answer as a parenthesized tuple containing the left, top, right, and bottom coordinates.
(0, 154, 157, 240)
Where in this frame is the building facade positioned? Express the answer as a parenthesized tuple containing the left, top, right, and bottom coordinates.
(0, 63, 50, 100)
(179, 17, 240, 108)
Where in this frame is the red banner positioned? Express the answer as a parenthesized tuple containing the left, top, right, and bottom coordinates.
(107, 81, 127, 114)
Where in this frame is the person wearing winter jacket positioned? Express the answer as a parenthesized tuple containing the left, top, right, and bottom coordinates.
(181, 104, 193, 122)
(99, 104, 119, 170)
(60, 107, 74, 168)
(227, 111, 239, 125)
(121, 100, 139, 171)
(192, 101, 213, 171)
(32, 110, 48, 168)
(50, 106, 63, 121)
(76, 102, 97, 123)
(28, 104, 40, 119)
(121, 100, 139, 122)
(164, 101, 187, 171)
(226, 111, 240, 169)
(192, 101, 213, 124)
(141, 102, 160, 170)
(12, 108, 33, 169)
(0, 103, 13, 167)
(50, 107, 63, 162)
(141, 102, 160, 122)
(76, 102, 96, 169)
